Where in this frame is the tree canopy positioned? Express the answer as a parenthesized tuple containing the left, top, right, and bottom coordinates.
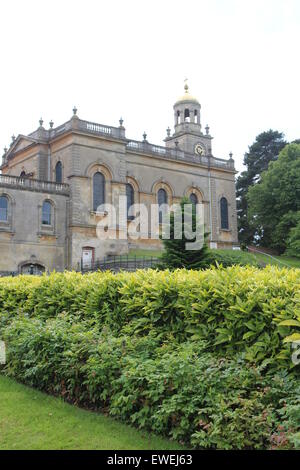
(247, 143, 300, 253)
(236, 130, 287, 246)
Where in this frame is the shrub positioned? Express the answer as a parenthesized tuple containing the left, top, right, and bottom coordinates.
(2, 315, 299, 449)
(202, 249, 259, 268)
(1, 267, 300, 449)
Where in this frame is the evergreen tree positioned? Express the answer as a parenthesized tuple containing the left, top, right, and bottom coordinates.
(160, 197, 209, 270)
(236, 130, 287, 246)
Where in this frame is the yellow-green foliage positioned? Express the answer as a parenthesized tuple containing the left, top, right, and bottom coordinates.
(1, 266, 300, 449)
(1, 266, 300, 368)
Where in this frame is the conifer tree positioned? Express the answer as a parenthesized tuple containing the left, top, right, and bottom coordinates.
(160, 197, 209, 270)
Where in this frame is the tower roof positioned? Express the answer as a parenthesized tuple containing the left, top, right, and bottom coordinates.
(175, 81, 200, 105)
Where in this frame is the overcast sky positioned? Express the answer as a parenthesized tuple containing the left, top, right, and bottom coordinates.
(1, 0, 299, 173)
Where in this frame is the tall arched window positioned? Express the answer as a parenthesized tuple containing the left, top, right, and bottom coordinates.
(158, 188, 168, 223)
(189, 193, 198, 206)
(126, 183, 134, 220)
(0, 196, 8, 222)
(93, 172, 105, 212)
(42, 201, 52, 225)
(220, 197, 229, 230)
(55, 161, 62, 183)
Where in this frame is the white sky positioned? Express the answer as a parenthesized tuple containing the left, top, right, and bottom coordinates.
(0, 0, 299, 173)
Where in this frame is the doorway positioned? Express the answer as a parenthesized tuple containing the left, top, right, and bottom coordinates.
(82, 247, 94, 269)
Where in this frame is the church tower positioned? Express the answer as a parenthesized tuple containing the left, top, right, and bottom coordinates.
(165, 81, 213, 157)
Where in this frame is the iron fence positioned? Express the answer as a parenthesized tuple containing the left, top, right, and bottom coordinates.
(81, 255, 160, 273)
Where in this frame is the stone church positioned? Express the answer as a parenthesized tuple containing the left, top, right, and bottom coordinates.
(0, 84, 238, 274)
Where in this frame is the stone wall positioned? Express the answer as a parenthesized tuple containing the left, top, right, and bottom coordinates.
(0, 184, 69, 273)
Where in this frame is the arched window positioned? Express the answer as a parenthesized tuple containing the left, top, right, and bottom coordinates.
(177, 110, 181, 124)
(0, 196, 8, 222)
(42, 201, 52, 225)
(55, 161, 62, 183)
(158, 188, 168, 223)
(184, 109, 190, 122)
(126, 183, 134, 220)
(189, 193, 198, 206)
(220, 197, 229, 230)
(93, 172, 105, 212)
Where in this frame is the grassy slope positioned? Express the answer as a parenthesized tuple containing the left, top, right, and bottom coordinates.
(129, 247, 300, 268)
(0, 375, 184, 450)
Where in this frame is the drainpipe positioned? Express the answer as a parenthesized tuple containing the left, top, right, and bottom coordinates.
(48, 144, 51, 181)
(208, 156, 213, 245)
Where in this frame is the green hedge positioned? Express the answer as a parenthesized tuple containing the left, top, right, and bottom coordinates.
(2, 314, 300, 449)
(1, 267, 300, 449)
(1, 267, 300, 365)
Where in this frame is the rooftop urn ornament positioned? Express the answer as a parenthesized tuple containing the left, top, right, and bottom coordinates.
(72, 106, 78, 119)
(49, 120, 54, 129)
(205, 125, 210, 135)
(143, 132, 147, 142)
(119, 117, 124, 127)
(39, 118, 44, 128)
(229, 152, 233, 160)
(4, 147, 7, 154)
(11, 134, 16, 143)
(166, 126, 171, 137)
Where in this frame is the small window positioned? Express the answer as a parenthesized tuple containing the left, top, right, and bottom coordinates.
(93, 172, 105, 212)
(220, 197, 229, 230)
(55, 161, 62, 183)
(158, 188, 168, 223)
(0, 196, 8, 222)
(42, 201, 52, 225)
(177, 110, 181, 124)
(189, 193, 198, 206)
(126, 183, 134, 220)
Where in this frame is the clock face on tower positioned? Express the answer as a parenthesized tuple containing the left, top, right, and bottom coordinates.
(195, 143, 205, 156)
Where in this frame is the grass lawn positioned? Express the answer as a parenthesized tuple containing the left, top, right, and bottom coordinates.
(250, 252, 300, 268)
(128, 248, 163, 258)
(0, 374, 185, 450)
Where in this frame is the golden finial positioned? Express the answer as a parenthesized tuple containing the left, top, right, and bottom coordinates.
(184, 78, 189, 93)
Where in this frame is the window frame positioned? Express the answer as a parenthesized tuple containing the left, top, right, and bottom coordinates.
(93, 172, 106, 212)
(158, 188, 168, 224)
(42, 200, 52, 226)
(126, 183, 135, 220)
(0, 195, 8, 223)
(55, 161, 63, 184)
(220, 197, 229, 230)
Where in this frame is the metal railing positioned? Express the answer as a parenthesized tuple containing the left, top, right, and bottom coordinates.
(81, 255, 160, 273)
(0, 174, 70, 195)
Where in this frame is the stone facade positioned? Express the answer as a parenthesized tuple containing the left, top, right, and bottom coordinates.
(0, 86, 238, 273)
